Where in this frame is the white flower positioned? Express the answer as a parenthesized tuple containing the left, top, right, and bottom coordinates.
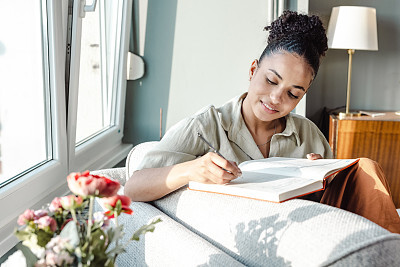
(43, 236, 75, 266)
(22, 235, 45, 258)
(93, 211, 110, 229)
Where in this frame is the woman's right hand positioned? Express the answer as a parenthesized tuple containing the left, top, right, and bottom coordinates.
(185, 152, 242, 185)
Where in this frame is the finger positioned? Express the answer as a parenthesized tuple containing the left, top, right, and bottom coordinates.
(229, 160, 242, 177)
(307, 153, 323, 160)
(207, 161, 238, 184)
(209, 153, 241, 177)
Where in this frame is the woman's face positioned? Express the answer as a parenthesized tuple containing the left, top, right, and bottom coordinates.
(244, 52, 314, 123)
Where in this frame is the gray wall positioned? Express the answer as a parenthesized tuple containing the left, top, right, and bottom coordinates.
(307, 0, 400, 122)
(124, 0, 178, 145)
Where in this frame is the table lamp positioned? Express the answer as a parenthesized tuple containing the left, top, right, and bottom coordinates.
(326, 6, 378, 119)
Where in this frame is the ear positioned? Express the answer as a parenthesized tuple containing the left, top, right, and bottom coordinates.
(249, 59, 259, 81)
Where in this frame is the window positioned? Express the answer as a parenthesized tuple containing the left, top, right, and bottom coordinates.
(0, 0, 51, 185)
(0, 0, 133, 255)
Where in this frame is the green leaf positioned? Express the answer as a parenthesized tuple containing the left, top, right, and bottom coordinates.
(36, 229, 53, 247)
(131, 218, 162, 241)
(115, 200, 122, 215)
(107, 225, 124, 245)
(15, 242, 39, 267)
(14, 228, 32, 242)
(91, 228, 107, 252)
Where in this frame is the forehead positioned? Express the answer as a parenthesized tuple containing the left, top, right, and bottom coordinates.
(259, 52, 314, 85)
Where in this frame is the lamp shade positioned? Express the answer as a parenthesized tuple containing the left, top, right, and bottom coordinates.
(327, 6, 378, 51)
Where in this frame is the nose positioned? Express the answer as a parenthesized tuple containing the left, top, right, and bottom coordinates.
(270, 88, 284, 104)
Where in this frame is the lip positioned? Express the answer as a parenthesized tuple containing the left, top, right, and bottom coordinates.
(260, 100, 279, 114)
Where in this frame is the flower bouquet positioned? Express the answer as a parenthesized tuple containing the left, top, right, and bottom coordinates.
(14, 171, 161, 267)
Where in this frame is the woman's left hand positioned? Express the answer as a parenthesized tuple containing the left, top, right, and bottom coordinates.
(306, 153, 323, 160)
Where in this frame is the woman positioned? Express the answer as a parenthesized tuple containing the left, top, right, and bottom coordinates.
(124, 11, 400, 233)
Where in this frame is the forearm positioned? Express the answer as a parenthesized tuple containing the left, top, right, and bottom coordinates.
(124, 162, 191, 202)
(124, 153, 241, 202)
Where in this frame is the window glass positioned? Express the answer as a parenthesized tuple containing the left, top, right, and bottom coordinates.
(0, 0, 50, 185)
(75, 2, 104, 144)
(75, 0, 122, 144)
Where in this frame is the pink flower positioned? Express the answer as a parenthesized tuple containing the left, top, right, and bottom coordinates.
(60, 195, 83, 210)
(102, 195, 133, 217)
(49, 197, 63, 213)
(35, 216, 57, 232)
(67, 171, 120, 197)
(34, 209, 48, 219)
(17, 209, 35, 225)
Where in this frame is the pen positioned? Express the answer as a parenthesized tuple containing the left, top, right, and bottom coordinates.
(197, 132, 226, 159)
(197, 132, 234, 175)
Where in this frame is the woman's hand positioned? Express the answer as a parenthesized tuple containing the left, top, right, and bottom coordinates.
(306, 153, 323, 160)
(186, 152, 242, 184)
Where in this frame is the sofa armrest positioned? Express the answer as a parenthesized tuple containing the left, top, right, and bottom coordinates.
(126, 141, 158, 179)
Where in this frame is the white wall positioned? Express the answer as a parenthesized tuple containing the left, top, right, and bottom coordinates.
(165, 0, 270, 129)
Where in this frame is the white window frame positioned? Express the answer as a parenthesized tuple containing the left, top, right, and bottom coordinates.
(0, 0, 68, 255)
(0, 0, 133, 256)
(68, 0, 133, 172)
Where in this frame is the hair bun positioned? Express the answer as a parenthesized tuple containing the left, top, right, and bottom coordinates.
(265, 10, 328, 57)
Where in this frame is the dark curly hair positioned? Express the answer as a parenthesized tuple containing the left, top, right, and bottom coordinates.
(259, 10, 328, 77)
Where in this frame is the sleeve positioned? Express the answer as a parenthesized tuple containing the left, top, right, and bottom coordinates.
(317, 130, 333, 159)
(302, 118, 333, 159)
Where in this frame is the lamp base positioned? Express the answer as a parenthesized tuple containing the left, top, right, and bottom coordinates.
(338, 111, 362, 120)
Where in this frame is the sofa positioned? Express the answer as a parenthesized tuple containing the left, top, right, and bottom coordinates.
(93, 142, 400, 266)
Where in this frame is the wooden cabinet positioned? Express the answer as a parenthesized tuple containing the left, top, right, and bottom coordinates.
(329, 112, 400, 207)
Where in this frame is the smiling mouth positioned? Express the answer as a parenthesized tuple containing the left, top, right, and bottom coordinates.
(261, 101, 279, 112)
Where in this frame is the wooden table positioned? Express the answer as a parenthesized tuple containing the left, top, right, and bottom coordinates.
(329, 112, 400, 207)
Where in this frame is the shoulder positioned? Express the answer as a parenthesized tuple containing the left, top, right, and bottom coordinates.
(288, 113, 320, 130)
(179, 94, 243, 132)
(286, 113, 327, 142)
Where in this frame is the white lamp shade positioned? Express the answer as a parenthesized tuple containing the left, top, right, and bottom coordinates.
(327, 6, 378, 51)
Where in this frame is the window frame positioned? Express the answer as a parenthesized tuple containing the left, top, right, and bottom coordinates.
(0, 0, 133, 256)
(0, 0, 68, 255)
(67, 0, 133, 173)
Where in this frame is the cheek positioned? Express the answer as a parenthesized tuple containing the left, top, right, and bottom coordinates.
(249, 79, 270, 95)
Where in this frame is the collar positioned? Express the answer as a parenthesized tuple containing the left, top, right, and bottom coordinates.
(217, 93, 301, 160)
(218, 93, 264, 160)
(277, 113, 301, 147)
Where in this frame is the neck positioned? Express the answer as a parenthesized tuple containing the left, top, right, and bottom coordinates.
(241, 98, 278, 135)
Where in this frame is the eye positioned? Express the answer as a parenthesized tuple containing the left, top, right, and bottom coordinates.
(288, 91, 299, 99)
(267, 78, 277, 85)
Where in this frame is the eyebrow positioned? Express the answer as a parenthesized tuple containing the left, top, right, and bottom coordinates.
(268, 68, 306, 92)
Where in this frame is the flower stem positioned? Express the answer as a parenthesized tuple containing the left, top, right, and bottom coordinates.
(114, 210, 119, 263)
(87, 196, 94, 239)
(114, 211, 118, 227)
(71, 209, 78, 224)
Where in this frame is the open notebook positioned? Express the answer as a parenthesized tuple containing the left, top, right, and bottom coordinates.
(188, 157, 359, 203)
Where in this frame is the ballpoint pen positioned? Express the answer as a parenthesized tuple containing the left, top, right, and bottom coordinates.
(197, 132, 235, 174)
(197, 132, 226, 159)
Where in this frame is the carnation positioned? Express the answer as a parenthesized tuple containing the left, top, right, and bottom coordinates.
(67, 171, 120, 197)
